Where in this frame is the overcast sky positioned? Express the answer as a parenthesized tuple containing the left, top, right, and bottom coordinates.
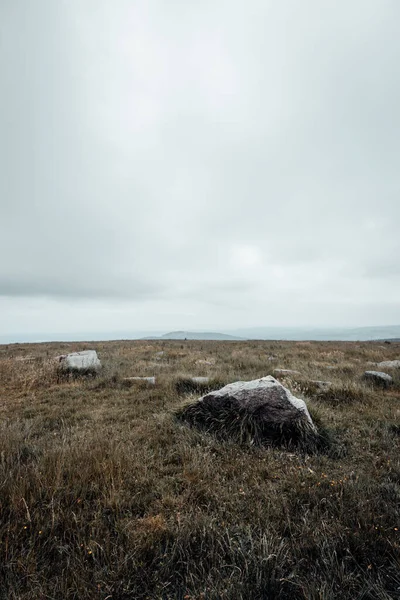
(1, 0, 399, 340)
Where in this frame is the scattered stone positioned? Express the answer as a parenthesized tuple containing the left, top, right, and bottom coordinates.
(191, 376, 210, 383)
(267, 355, 277, 361)
(310, 380, 332, 389)
(363, 371, 393, 388)
(376, 360, 400, 369)
(59, 350, 101, 374)
(273, 369, 302, 377)
(124, 376, 156, 384)
(177, 376, 317, 446)
(195, 359, 216, 366)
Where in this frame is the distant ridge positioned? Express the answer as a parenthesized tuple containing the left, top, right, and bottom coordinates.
(230, 325, 400, 341)
(143, 331, 243, 341)
(2, 325, 400, 344)
(142, 325, 400, 342)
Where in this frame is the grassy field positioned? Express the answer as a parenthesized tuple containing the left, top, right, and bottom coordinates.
(0, 339, 399, 599)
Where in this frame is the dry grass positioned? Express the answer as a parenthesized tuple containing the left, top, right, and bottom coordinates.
(0, 339, 399, 599)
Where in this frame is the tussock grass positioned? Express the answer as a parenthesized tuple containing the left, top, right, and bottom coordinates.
(176, 395, 331, 455)
(310, 383, 375, 406)
(0, 340, 399, 599)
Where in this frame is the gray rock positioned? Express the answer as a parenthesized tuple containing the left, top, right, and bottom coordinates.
(124, 376, 156, 384)
(195, 359, 216, 366)
(59, 350, 101, 373)
(179, 376, 316, 444)
(363, 371, 393, 388)
(376, 360, 400, 369)
(191, 376, 210, 383)
(273, 369, 302, 377)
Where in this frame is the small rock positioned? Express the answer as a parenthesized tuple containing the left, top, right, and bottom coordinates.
(310, 380, 332, 389)
(195, 359, 216, 366)
(376, 360, 400, 369)
(362, 371, 393, 388)
(124, 376, 156, 384)
(191, 376, 210, 383)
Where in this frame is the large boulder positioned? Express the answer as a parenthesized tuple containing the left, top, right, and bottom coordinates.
(363, 370, 393, 388)
(59, 350, 101, 374)
(376, 360, 400, 369)
(178, 376, 317, 447)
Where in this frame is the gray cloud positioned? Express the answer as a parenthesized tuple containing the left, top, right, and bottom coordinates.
(1, 0, 399, 337)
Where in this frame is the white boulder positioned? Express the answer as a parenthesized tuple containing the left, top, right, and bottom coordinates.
(59, 350, 101, 373)
(376, 360, 400, 369)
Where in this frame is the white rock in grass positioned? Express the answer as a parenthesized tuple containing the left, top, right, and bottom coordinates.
(60, 350, 101, 372)
(376, 360, 400, 369)
(310, 380, 332, 389)
(124, 376, 156, 384)
(195, 359, 216, 366)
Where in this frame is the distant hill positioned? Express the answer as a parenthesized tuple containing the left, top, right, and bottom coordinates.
(144, 331, 243, 341)
(2, 325, 400, 345)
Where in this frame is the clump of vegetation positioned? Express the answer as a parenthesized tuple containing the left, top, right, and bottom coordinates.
(0, 339, 398, 599)
(176, 394, 331, 455)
